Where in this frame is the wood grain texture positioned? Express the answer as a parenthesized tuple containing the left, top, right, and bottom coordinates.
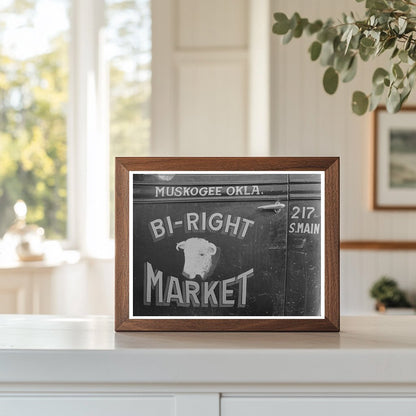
(115, 157, 340, 332)
(325, 157, 340, 331)
(373, 106, 416, 210)
(341, 241, 416, 250)
(115, 160, 130, 330)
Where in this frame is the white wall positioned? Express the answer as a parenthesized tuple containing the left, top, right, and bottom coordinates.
(271, 0, 416, 313)
(152, 0, 270, 156)
(19, 0, 415, 317)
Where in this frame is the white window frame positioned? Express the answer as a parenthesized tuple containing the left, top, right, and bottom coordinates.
(68, 0, 111, 258)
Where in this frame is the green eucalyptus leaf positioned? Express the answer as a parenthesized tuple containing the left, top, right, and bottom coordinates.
(309, 41, 322, 61)
(399, 49, 408, 63)
(390, 21, 400, 34)
(366, 0, 388, 10)
(393, 0, 409, 12)
(325, 27, 338, 42)
(393, 63, 404, 79)
(344, 25, 359, 52)
(408, 70, 416, 88)
(341, 26, 352, 41)
(352, 91, 369, 115)
(293, 18, 309, 37)
(387, 87, 401, 113)
(369, 92, 383, 111)
(316, 31, 327, 43)
(359, 44, 375, 61)
(350, 32, 361, 50)
(405, 34, 413, 51)
(397, 80, 405, 89)
(342, 56, 358, 82)
(408, 63, 416, 78)
(320, 40, 335, 66)
(398, 17, 407, 34)
(409, 45, 416, 60)
(323, 67, 339, 94)
(347, 13, 356, 24)
(282, 29, 293, 44)
(334, 52, 352, 72)
(377, 14, 389, 25)
(383, 37, 396, 50)
(373, 82, 385, 96)
(333, 35, 341, 51)
(372, 67, 389, 85)
(273, 13, 290, 35)
(307, 20, 323, 35)
(376, 44, 385, 56)
(400, 86, 411, 106)
(360, 37, 375, 48)
(290, 12, 301, 29)
(391, 47, 399, 59)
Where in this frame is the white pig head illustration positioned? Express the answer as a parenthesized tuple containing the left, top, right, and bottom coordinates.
(176, 237, 217, 280)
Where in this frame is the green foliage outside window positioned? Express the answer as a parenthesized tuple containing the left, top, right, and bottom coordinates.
(0, 0, 151, 240)
(0, 1, 69, 238)
(107, 0, 151, 237)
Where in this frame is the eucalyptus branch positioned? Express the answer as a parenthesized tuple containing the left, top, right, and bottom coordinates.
(272, 0, 416, 115)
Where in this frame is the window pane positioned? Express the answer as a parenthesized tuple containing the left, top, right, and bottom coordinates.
(0, 0, 70, 239)
(106, 0, 151, 237)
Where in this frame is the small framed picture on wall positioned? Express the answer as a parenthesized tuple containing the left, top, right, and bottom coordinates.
(374, 106, 416, 209)
(115, 157, 339, 332)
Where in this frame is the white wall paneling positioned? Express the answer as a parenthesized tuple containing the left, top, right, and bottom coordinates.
(177, 0, 248, 49)
(152, 0, 271, 157)
(151, 0, 177, 155)
(177, 58, 247, 155)
(248, 0, 271, 156)
(270, 0, 416, 313)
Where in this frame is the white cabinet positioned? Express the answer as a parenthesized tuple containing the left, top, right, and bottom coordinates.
(1, 397, 175, 416)
(222, 398, 416, 416)
(1, 316, 416, 416)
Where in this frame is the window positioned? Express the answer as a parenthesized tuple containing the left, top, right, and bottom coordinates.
(106, 0, 151, 237)
(0, 0, 151, 252)
(0, 0, 70, 239)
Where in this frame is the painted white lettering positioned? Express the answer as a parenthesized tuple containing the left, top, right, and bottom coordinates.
(144, 262, 164, 305)
(149, 219, 165, 241)
(186, 212, 199, 232)
(239, 218, 255, 239)
(155, 187, 165, 197)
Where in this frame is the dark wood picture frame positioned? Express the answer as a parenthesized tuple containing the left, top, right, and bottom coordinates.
(373, 106, 416, 210)
(115, 157, 339, 332)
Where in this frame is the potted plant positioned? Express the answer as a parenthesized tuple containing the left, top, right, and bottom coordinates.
(272, 0, 416, 115)
(369, 276, 414, 313)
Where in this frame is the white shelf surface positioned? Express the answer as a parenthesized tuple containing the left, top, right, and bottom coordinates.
(0, 315, 415, 387)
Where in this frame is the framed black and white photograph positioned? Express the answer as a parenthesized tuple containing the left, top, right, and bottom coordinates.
(374, 106, 416, 210)
(115, 157, 339, 331)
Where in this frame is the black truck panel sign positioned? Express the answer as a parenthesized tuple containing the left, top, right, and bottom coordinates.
(130, 172, 323, 318)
